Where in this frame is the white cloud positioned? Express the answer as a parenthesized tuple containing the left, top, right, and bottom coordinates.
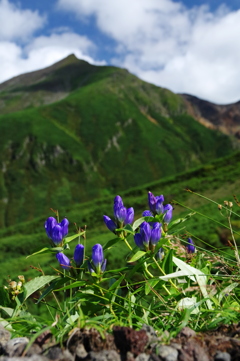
(0, 0, 45, 41)
(57, 0, 240, 103)
(0, 32, 105, 84)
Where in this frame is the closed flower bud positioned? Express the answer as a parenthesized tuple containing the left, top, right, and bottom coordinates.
(60, 218, 69, 238)
(156, 247, 164, 261)
(103, 215, 117, 232)
(56, 252, 71, 270)
(113, 195, 124, 218)
(155, 199, 164, 214)
(74, 244, 84, 266)
(115, 206, 127, 223)
(148, 192, 157, 213)
(163, 204, 173, 224)
(140, 221, 151, 245)
(18, 275, 25, 283)
(45, 217, 57, 238)
(51, 224, 63, 245)
(134, 233, 144, 249)
(124, 207, 134, 225)
(150, 222, 161, 245)
(92, 244, 104, 267)
(9, 281, 17, 290)
(187, 238, 195, 254)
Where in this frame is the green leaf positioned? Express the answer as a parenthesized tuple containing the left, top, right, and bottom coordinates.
(36, 277, 69, 304)
(103, 237, 120, 250)
(128, 251, 146, 263)
(26, 247, 63, 258)
(22, 275, 60, 301)
(168, 212, 196, 230)
(65, 232, 85, 244)
(55, 281, 85, 292)
(0, 307, 14, 317)
(163, 249, 173, 274)
(132, 217, 145, 231)
(145, 279, 159, 295)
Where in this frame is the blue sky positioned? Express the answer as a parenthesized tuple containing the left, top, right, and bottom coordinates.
(1, 0, 240, 104)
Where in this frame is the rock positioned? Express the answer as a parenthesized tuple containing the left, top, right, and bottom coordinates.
(214, 351, 231, 361)
(5, 337, 29, 357)
(178, 327, 196, 338)
(88, 349, 120, 361)
(0, 355, 47, 361)
(75, 343, 88, 359)
(135, 353, 150, 361)
(0, 325, 11, 354)
(155, 345, 178, 361)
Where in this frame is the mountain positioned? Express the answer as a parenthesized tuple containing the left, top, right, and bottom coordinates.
(0, 55, 235, 227)
(182, 93, 240, 141)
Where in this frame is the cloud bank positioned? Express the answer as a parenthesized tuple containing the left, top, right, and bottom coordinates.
(58, 0, 240, 104)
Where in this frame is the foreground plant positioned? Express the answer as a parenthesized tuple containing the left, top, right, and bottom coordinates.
(0, 191, 240, 341)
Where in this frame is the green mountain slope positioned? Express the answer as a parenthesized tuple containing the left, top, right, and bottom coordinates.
(0, 55, 234, 227)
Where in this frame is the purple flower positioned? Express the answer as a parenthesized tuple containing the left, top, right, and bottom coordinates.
(150, 222, 161, 245)
(124, 207, 134, 225)
(45, 217, 57, 239)
(51, 224, 63, 245)
(148, 192, 164, 215)
(140, 222, 151, 245)
(103, 215, 117, 233)
(187, 238, 195, 254)
(92, 244, 104, 267)
(104, 195, 134, 233)
(90, 244, 107, 275)
(163, 204, 173, 224)
(142, 210, 153, 217)
(60, 218, 69, 238)
(115, 206, 127, 223)
(56, 252, 71, 270)
(74, 244, 84, 266)
(134, 233, 144, 249)
(44, 216, 69, 245)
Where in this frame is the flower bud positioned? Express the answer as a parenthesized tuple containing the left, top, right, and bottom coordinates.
(56, 252, 71, 270)
(150, 222, 161, 245)
(103, 215, 117, 233)
(187, 238, 195, 254)
(92, 244, 104, 267)
(51, 224, 63, 245)
(115, 206, 127, 223)
(163, 204, 173, 224)
(140, 222, 151, 245)
(142, 210, 153, 217)
(74, 244, 84, 266)
(148, 192, 157, 213)
(45, 217, 57, 238)
(124, 207, 134, 225)
(134, 233, 144, 249)
(18, 275, 25, 283)
(60, 218, 69, 238)
(9, 281, 17, 290)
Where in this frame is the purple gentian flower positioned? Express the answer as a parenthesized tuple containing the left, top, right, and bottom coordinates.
(150, 222, 161, 245)
(51, 224, 63, 245)
(60, 218, 69, 238)
(163, 204, 173, 224)
(90, 244, 107, 275)
(45, 216, 69, 245)
(45, 217, 57, 239)
(103, 215, 117, 233)
(187, 238, 195, 254)
(124, 207, 134, 225)
(74, 244, 84, 266)
(56, 252, 71, 270)
(148, 192, 164, 215)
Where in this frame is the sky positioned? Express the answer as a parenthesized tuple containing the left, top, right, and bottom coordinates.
(1, 0, 240, 104)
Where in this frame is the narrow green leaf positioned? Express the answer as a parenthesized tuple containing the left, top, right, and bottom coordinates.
(128, 251, 146, 263)
(55, 281, 85, 291)
(103, 237, 120, 250)
(36, 277, 69, 304)
(132, 217, 145, 230)
(65, 232, 85, 244)
(145, 279, 159, 295)
(26, 247, 63, 258)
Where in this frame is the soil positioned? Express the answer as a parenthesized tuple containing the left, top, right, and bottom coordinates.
(1, 323, 240, 361)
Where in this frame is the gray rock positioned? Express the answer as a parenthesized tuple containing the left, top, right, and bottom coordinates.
(135, 353, 150, 361)
(89, 350, 120, 361)
(5, 337, 29, 357)
(75, 343, 88, 359)
(0, 325, 11, 354)
(214, 351, 231, 361)
(0, 355, 47, 361)
(155, 345, 178, 361)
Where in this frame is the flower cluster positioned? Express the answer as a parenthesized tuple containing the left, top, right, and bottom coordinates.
(55, 243, 85, 271)
(103, 195, 134, 234)
(143, 192, 173, 224)
(134, 221, 161, 251)
(45, 217, 69, 245)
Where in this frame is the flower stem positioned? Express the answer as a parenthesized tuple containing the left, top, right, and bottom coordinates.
(123, 237, 132, 250)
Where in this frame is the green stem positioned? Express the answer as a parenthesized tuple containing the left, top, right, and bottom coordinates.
(152, 257, 179, 292)
(228, 211, 240, 267)
(123, 237, 132, 250)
